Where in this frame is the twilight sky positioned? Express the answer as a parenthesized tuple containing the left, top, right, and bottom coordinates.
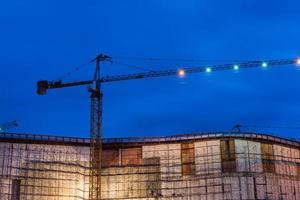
(1, 0, 300, 139)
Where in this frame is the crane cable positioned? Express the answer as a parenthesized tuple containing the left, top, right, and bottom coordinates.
(112, 56, 252, 63)
(112, 60, 156, 72)
(55, 59, 95, 81)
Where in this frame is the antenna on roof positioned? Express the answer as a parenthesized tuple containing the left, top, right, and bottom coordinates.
(232, 124, 242, 132)
(0, 120, 18, 132)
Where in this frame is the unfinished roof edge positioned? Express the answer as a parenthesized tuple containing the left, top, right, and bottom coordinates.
(0, 131, 299, 147)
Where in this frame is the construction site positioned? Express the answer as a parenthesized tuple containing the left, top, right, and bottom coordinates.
(3, 0, 300, 198)
(0, 131, 299, 200)
(0, 56, 299, 200)
(0, 57, 299, 200)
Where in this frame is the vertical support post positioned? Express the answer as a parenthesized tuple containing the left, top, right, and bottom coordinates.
(11, 179, 21, 200)
(89, 55, 103, 200)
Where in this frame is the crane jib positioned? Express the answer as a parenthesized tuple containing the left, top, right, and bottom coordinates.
(37, 58, 295, 94)
(100, 58, 295, 83)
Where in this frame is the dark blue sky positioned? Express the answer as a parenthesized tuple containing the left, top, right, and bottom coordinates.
(1, 0, 300, 139)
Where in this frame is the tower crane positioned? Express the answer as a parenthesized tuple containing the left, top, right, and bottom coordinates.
(0, 120, 18, 132)
(36, 54, 297, 200)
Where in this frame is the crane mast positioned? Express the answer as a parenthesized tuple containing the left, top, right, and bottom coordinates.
(36, 56, 297, 200)
(37, 54, 111, 200)
(88, 55, 110, 200)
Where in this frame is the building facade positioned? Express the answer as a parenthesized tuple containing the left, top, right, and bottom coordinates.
(0, 132, 299, 200)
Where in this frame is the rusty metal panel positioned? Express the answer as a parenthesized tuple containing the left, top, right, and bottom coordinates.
(181, 143, 195, 176)
(221, 139, 236, 173)
(102, 149, 119, 167)
(182, 164, 195, 176)
(121, 147, 142, 166)
(261, 143, 275, 173)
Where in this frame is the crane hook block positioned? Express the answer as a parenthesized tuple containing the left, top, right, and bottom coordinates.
(37, 80, 48, 95)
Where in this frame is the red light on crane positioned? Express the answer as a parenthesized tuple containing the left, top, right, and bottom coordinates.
(178, 69, 185, 77)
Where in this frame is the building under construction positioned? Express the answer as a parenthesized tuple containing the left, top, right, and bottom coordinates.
(0, 131, 299, 200)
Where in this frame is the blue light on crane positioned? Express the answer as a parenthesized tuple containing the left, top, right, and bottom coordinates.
(262, 62, 268, 68)
(206, 67, 212, 73)
(233, 65, 239, 70)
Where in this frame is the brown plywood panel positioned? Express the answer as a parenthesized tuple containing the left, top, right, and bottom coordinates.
(261, 143, 274, 160)
(261, 143, 275, 173)
(221, 139, 236, 173)
(181, 143, 195, 163)
(121, 147, 142, 166)
(221, 140, 235, 161)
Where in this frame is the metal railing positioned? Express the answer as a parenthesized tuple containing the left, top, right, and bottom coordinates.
(0, 131, 299, 147)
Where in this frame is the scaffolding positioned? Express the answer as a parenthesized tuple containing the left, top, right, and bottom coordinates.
(0, 132, 299, 200)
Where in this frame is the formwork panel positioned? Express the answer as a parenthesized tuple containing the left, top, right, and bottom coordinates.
(248, 141, 263, 172)
(194, 140, 221, 175)
(235, 140, 263, 173)
(235, 140, 248, 172)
